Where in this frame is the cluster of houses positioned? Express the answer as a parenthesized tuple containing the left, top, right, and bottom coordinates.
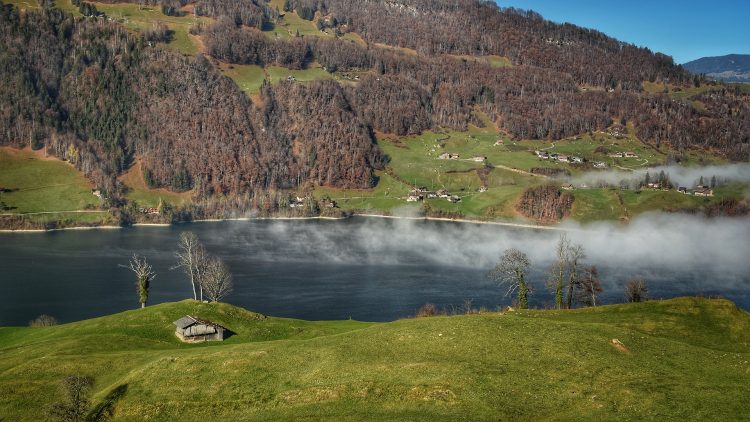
(406, 187, 461, 203)
(289, 196, 337, 208)
(289, 196, 307, 208)
(438, 152, 486, 162)
(608, 151, 638, 158)
(338, 73, 361, 81)
(534, 150, 583, 164)
(676, 185, 715, 197)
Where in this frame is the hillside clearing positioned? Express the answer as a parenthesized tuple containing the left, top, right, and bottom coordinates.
(0, 147, 99, 214)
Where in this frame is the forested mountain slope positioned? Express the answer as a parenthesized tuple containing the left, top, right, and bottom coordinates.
(0, 0, 748, 214)
(684, 54, 750, 83)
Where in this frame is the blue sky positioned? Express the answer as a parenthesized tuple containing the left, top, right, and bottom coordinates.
(495, 0, 750, 64)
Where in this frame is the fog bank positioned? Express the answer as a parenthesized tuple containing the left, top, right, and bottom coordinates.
(569, 163, 750, 188)
(229, 214, 750, 280)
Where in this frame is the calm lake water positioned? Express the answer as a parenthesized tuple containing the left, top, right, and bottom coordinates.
(1, 216, 749, 325)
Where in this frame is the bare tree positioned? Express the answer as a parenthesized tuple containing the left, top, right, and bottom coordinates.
(577, 265, 603, 307)
(201, 256, 233, 302)
(489, 248, 531, 309)
(565, 243, 585, 309)
(548, 232, 569, 309)
(48, 374, 94, 422)
(29, 314, 58, 327)
(625, 278, 648, 303)
(123, 254, 156, 308)
(173, 232, 208, 301)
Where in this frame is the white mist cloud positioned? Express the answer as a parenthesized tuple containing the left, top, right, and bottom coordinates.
(233, 214, 750, 283)
(569, 163, 750, 189)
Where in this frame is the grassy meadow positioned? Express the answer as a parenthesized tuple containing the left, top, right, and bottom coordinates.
(0, 148, 99, 214)
(0, 297, 748, 420)
(118, 161, 192, 208)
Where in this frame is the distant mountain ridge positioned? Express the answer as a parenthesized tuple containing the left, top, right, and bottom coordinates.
(683, 54, 750, 83)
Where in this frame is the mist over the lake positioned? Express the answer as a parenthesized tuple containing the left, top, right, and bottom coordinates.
(241, 214, 750, 272)
(1, 214, 749, 325)
(568, 163, 750, 188)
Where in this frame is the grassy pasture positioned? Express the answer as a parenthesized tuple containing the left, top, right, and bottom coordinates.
(9, 0, 211, 55)
(266, 62, 334, 85)
(118, 160, 192, 208)
(217, 63, 267, 96)
(0, 147, 99, 214)
(0, 298, 747, 420)
(447, 54, 512, 68)
(570, 188, 624, 222)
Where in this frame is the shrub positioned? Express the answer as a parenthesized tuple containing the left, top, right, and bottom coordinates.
(29, 314, 58, 327)
(415, 303, 438, 317)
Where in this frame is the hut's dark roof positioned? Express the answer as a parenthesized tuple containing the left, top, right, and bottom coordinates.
(173, 315, 226, 330)
(173, 316, 198, 329)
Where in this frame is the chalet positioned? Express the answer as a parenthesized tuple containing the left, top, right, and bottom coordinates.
(472, 156, 487, 162)
(320, 198, 337, 208)
(289, 196, 308, 208)
(608, 152, 624, 158)
(436, 189, 450, 198)
(139, 207, 159, 215)
(173, 316, 227, 343)
(447, 195, 461, 203)
(624, 152, 638, 158)
(571, 156, 583, 163)
(557, 155, 570, 163)
(407, 189, 426, 202)
(694, 188, 714, 197)
(593, 162, 607, 169)
(478, 186, 488, 193)
(92, 189, 102, 199)
(678, 187, 688, 194)
(561, 184, 574, 190)
(494, 139, 505, 146)
(535, 150, 550, 159)
(550, 153, 559, 159)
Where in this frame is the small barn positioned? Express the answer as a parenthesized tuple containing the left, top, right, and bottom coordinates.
(173, 316, 227, 343)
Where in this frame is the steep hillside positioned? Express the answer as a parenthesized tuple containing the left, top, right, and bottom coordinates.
(684, 54, 750, 83)
(0, 0, 748, 227)
(0, 298, 748, 420)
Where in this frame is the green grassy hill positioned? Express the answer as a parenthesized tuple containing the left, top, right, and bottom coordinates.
(1, 298, 748, 420)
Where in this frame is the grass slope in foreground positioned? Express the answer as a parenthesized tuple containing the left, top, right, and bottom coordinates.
(0, 298, 748, 420)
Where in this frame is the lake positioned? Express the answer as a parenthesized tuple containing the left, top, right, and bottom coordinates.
(1, 215, 749, 325)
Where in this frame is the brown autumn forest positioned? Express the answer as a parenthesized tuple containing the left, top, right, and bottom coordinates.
(0, 0, 748, 223)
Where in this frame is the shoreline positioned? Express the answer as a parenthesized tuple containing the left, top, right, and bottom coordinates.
(0, 213, 562, 233)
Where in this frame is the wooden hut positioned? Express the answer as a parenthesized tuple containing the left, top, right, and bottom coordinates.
(173, 316, 227, 343)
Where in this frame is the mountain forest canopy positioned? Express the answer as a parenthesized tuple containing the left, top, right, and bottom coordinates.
(1, 0, 748, 210)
